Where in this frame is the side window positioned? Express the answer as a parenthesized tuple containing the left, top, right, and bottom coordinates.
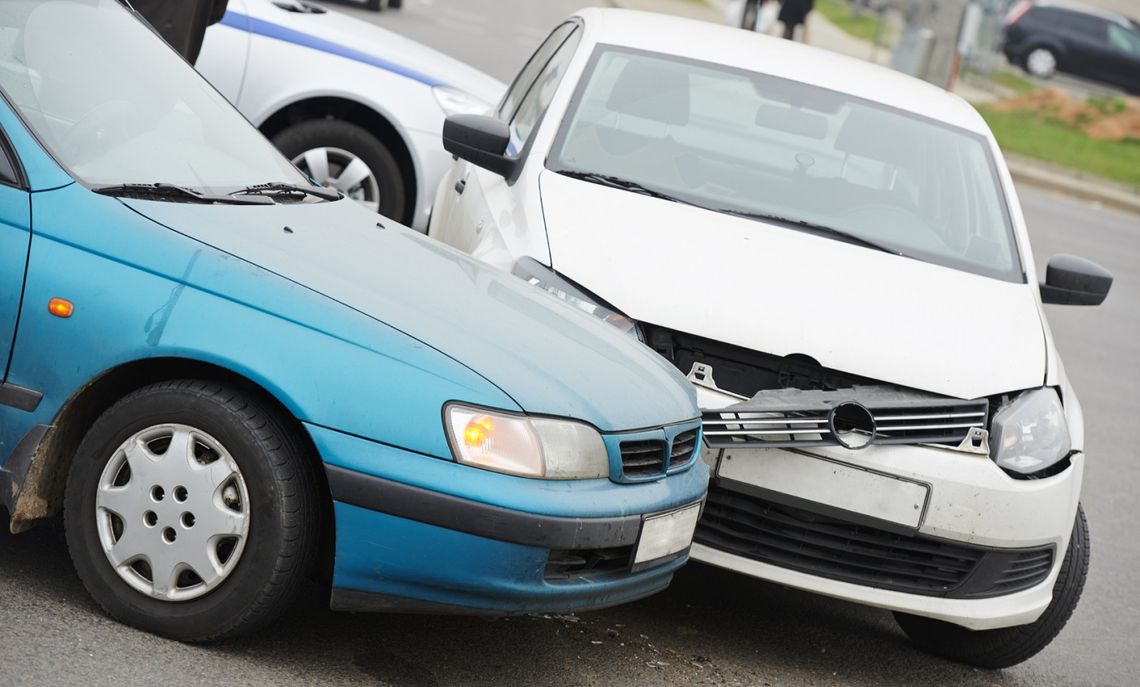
(1107, 24, 1140, 54)
(507, 29, 582, 155)
(497, 23, 577, 121)
(0, 130, 21, 187)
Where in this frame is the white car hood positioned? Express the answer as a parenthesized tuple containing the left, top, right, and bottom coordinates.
(539, 172, 1047, 401)
(242, 0, 505, 103)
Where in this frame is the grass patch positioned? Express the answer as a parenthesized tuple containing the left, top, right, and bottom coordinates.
(978, 106, 1140, 188)
(814, 0, 890, 43)
(991, 70, 1037, 95)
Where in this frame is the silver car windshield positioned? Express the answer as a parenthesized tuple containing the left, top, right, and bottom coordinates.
(0, 0, 307, 193)
(548, 46, 1022, 283)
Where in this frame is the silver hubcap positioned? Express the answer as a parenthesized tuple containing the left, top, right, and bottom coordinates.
(95, 424, 250, 602)
(1027, 49, 1056, 77)
(292, 146, 381, 212)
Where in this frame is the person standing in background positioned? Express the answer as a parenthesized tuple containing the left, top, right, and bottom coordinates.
(779, 0, 815, 41)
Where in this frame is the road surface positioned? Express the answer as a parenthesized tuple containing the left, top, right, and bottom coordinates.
(2, 1, 1138, 685)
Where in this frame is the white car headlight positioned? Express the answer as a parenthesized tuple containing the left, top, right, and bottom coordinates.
(512, 257, 644, 341)
(990, 388, 1071, 475)
(432, 86, 491, 117)
(445, 404, 610, 479)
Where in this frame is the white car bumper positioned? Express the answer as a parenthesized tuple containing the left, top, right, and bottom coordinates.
(692, 443, 1083, 631)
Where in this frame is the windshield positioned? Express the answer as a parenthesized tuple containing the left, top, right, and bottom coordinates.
(0, 0, 308, 194)
(548, 47, 1022, 282)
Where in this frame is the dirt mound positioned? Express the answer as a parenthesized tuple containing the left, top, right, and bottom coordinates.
(994, 89, 1140, 141)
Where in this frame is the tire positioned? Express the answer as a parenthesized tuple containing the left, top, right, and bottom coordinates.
(64, 380, 322, 642)
(272, 118, 408, 222)
(895, 504, 1089, 669)
(387, 0, 402, 8)
(365, 0, 382, 10)
(1024, 46, 1059, 78)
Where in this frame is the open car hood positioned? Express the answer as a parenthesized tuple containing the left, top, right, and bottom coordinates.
(539, 171, 1047, 401)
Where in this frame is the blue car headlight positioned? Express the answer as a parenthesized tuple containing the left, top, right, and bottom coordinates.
(444, 404, 610, 480)
(990, 388, 1071, 475)
(512, 257, 644, 342)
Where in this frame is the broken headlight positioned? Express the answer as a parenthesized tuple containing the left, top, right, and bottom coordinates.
(990, 388, 1071, 475)
(511, 257, 644, 342)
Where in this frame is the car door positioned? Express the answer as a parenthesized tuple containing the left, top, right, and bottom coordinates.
(0, 130, 29, 384)
(1105, 23, 1140, 92)
(1057, 13, 1114, 82)
(432, 22, 581, 270)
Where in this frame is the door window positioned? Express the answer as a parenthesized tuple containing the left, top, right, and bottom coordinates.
(0, 132, 19, 187)
(1107, 24, 1140, 54)
(497, 22, 577, 121)
(506, 28, 581, 155)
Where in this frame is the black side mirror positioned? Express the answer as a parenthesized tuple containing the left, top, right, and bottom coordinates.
(1040, 254, 1113, 306)
(442, 114, 519, 180)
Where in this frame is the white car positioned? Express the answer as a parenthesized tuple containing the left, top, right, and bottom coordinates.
(428, 8, 1114, 668)
(196, 0, 504, 228)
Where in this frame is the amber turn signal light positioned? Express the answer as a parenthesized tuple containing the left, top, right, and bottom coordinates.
(48, 297, 74, 318)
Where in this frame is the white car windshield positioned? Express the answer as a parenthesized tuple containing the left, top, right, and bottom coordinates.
(0, 0, 308, 194)
(548, 47, 1022, 282)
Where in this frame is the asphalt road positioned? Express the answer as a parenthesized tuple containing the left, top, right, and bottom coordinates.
(3, 2, 1140, 686)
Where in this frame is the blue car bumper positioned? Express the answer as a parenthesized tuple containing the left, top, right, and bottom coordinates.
(308, 423, 709, 614)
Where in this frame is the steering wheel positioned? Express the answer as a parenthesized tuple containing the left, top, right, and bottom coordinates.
(58, 100, 138, 166)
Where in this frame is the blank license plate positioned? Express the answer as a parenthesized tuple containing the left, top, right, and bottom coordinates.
(718, 450, 930, 529)
(634, 502, 702, 568)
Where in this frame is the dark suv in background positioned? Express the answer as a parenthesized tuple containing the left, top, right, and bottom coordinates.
(1003, 0, 1140, 94)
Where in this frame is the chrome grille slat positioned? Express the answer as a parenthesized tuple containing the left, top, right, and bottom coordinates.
(702, 387, 989, 450)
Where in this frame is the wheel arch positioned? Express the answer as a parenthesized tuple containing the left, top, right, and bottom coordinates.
(9, 356, 335, 576)
(258, 95, 419, 225)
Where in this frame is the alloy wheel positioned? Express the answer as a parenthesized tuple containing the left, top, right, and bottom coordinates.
(292, 146, 381, 212)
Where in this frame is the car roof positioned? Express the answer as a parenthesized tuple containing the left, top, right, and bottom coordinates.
(1030, 0, 1137, 28)
(570, 8, 990, 136)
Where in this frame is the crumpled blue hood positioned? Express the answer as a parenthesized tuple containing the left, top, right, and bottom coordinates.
(123, 197, 698, 432)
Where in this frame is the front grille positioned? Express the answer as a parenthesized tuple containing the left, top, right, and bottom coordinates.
(702, 387, 988, 451)
(695, 485, 1053, 598)
(669, 429, 699, 469)
(620, 439, 666, 477)
(544, 546, 632, 580)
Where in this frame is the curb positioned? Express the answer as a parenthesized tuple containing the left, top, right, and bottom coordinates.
(1005, 157, 1140, 215)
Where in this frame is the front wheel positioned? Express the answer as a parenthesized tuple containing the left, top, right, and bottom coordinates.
(64, 380, 322, 642)
(273, 118, 407, 222)
(894, 504, 1089, 669)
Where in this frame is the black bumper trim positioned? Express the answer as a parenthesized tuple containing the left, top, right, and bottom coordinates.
(326, 464, 643, 550)
(0, 383, 42, 412)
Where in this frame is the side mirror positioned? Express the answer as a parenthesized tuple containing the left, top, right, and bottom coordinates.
(442, 114, 518, 180)
(1040, 254, 1113, 306)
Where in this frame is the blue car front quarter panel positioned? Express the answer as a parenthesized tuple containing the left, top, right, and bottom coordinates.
(0, 183, 516, 468)
(311, 423, 709, 614)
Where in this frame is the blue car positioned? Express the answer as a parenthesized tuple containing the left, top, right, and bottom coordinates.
(0, 0, 707, 641)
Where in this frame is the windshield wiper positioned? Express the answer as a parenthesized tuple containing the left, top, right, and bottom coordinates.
(554, 169, 693, 205)
(93, 183, 272, 205)
(229, 182, 340, 202)
(719, 209, 903, 256)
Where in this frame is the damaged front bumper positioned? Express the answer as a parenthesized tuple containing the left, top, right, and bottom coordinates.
(689, 375, 1082, 630)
